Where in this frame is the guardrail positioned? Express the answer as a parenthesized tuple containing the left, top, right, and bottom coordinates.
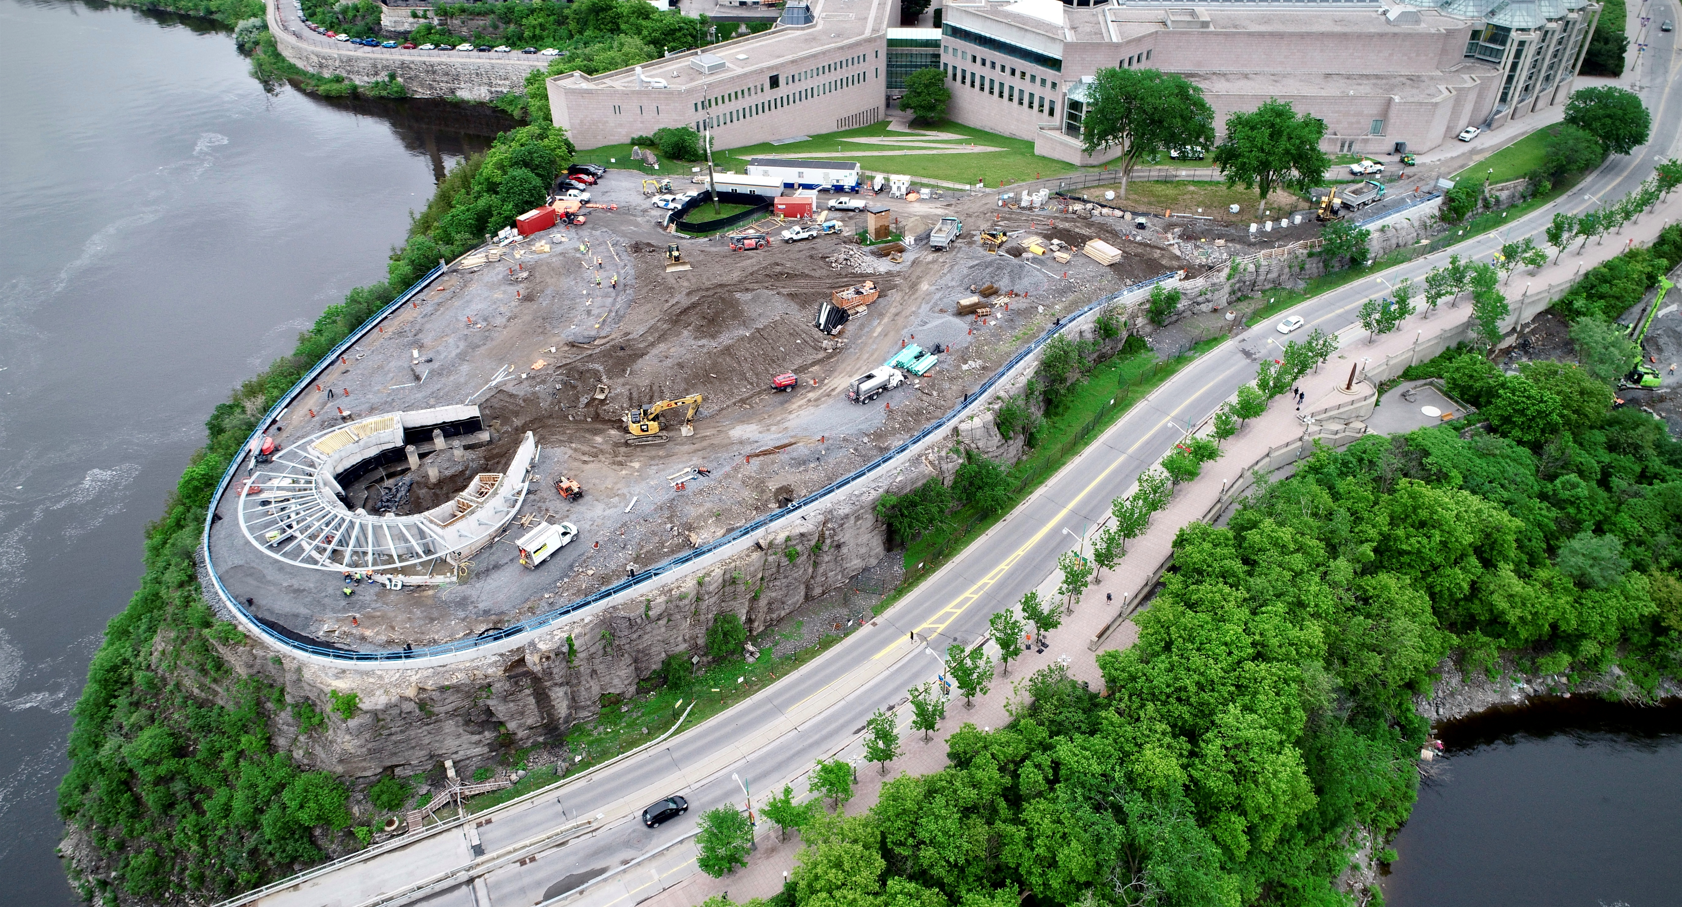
(1352, 190, 1443, 227)
(202, 235, 1176, 663)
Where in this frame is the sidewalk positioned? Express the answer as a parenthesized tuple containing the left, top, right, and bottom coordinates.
(600, 164, 1682, 907)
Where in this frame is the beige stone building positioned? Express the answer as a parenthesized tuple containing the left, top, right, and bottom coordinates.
(548, 0, 1601, 162)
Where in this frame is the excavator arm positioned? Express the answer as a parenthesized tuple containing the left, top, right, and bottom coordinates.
(623, 394, 704, 438)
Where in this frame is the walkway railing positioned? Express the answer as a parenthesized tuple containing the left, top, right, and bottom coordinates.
(201, 240, 1179, 664)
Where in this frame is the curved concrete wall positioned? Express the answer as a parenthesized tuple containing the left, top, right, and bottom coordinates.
(265, 0, 540, 100)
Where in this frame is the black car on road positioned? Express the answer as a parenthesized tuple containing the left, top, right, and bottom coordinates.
(642, 795, 688, 828)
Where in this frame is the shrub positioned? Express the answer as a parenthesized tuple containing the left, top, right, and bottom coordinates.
(1442, 183, 1480, 223)
(875, 477, 954, 544)
(706, 613, 748, 660)
(660, 651, 694, 689)
(1146, 285, 1182, 326)
(368, 775, 413, 812)
(653, 126, 703, 162)
(952, 452, 1012, 515)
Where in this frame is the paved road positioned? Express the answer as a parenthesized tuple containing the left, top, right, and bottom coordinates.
(245, 16, 1681, 906)
(270, 0, 550, 69)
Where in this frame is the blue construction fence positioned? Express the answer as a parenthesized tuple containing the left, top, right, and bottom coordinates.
(203, 254, 1177, 663)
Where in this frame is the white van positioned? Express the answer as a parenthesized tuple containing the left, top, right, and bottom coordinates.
(517, 522, 578, 568)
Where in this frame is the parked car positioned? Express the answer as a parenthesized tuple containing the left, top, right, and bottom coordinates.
(539, 47, 561, 55)
(1458, 126, 1481, 142)
(642, 796, 688, 828)
(325, 30, 336, 36)
(521, 46, 538, 54)
(476, 45, 494, 52)
(730, 233, 770, 251)
(652, 194, 681, 209)
(400, 42, 415, 49)
(1349, 160, 1385, 176)
(455, 43, 475, 51)
(1277, 315, 1306, 334)
(381, 40, 398, 48)
(334, 34, 350, 41)
(569, 163, 607, 177)
(418, 43, 436, 50)
(1660, 19, 1672, 31)
(561, 189, 592, 203)
(493, 45, 512, 53)
(827, 197, 866, 211)
(781, 224, 822, 243)
(568, 173, 597, 185)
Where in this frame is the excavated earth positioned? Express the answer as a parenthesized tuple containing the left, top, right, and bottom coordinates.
(206, 172, 1191, 651)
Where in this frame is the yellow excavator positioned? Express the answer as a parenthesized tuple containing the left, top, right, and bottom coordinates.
(1316, 187, 1343, 222)
(623, 394, 702, 444)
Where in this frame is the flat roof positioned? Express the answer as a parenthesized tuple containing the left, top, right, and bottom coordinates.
(749, 157, 863, 171)
(1187, 67, 1494, 101)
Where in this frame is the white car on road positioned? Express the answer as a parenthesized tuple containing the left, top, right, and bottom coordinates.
(1458, 126, 1481, 142)
(1277, 315, 1306, 334)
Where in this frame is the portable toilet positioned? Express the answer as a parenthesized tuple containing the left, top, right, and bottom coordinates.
(864, 204, 893, 241)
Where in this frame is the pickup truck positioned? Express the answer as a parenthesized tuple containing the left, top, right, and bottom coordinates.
(929, 216, 963, 250)
(828, 197, 866, 211)
(781, 224, 822, 243)
(1349, 160, 1385, 176)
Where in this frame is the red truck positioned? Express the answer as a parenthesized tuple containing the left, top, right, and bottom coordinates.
(772, 373, 798, 392)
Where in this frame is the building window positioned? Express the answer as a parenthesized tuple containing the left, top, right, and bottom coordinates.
(770, 73, 779, 89)
(1146, 49, 1152, 60)
(1008, 85, 1014, 101)
(1037, 96, 1044, 113)
(1048, 100, 1055, 119)
(1050, 82, 1057, 91)
(1370, 119, 1383, 135)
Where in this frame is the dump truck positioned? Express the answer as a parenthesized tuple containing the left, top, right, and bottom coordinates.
(929, 217, 963, 250)
(847, 367, 904, 404)
(517, 521, 578, 569)
(1340, 180, 1386, 210)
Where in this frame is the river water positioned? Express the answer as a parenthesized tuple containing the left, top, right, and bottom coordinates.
(0, 1, 505, 900)
(1386, 698, 1682, 906)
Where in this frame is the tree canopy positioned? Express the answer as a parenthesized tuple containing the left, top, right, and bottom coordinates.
(1213, 99, 1331, 215)
(1079, 68, 1215, 198)
(902, 68, 951, 124)
(1564, 86, 1651, 156)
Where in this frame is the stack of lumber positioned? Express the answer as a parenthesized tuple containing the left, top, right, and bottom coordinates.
(977, 284, 998, 298)
(832, 280, 880, 313)
(1083, 239, 1124, 265)
(955, 296, 989, 316)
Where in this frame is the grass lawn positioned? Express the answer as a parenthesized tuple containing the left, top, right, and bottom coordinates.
(1454, 128, 1553, 185)
(711, 119, 1080, 187)
(1070, 180, 1308, 222)
(682, 201, 758, 224)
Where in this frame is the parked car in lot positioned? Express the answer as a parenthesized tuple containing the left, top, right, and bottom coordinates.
(1458, 126, 1481, 142)
(521, 46, 538, 53)
(827, 197, 865, 211)
(642, 796, 688, 828)
(652, 194, 680, 208)
(568, 173, 597, 185)
(493, 45, 512, 53)
(476, 45, 494, 52)
(569, 163, 607, 177)
(418, 43, 436, 50)
(1277, 315, 1306, 334)
(456, 43, 475, 51)
(781, 224, 822, 243)
(560, 189, 591, 203)
(400, 42, 415, 49)
(381, 40, 398, 48)
(540, 47, 561, 55)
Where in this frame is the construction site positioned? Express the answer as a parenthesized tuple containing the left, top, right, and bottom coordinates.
(205, 171, 1218, 653)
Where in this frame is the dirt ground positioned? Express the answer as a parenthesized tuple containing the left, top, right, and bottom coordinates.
(1503, 305, 1682, 436)
(207, 173, 1194, 649)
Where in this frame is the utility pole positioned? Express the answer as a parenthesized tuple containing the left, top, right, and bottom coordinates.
(705, 129, 721, 216)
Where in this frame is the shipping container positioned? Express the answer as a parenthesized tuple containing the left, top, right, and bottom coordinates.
(516, 206, 558, 236)
(774, 196, 815, 217)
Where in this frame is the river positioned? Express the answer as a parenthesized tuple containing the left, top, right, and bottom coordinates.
(1386, 698, 1682, 907)
(0, 0, 505, 900)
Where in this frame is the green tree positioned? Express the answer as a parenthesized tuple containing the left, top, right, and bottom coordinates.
(1521, 360, 1611, 435)
(1359, 297, 1391, 343)
(1185, 436, 1223, 464)
(1110, 494, 1150, 553)
(989, 608, 1025, 676)
(1657, 157, 1682, 199)
(901, 67, 950, 124)
(1018, 589, 1059, 637)
(368, 775, 412, 812)
(1079, 67, 1216, 199)
(1539, 123, 1606, 184)
(652, 125, 702, 161)
(660, 651, 692, 690)
(696, 806, 754, 877)
(1569, 317, 1639, 385)
(876, 477, 953, 543)
(899, 0, 932, 22)
(1162, 447, 1201, 485)
(1556, 530, 1631, 589)
(1443, 182, 1481, 223)
(864, 708, 902, 774)
(1582, 6, 1629, 76)
(1485, 376, 1563, 446)
(907, 681, 946, 742)
(1137, 467, 1173, 513)
(1443, 352, 1505, 408)
(1469, 262, 1510, 349)
(1546, 212, 1578, 264)
(706, 612, 748, 660)
(811, 758, 855, 811)
(945, 642, 992, 708)
(1056, 548, 1093, 612)
(1563, 86, 1651, 156)
(1319, 218, 1371, 268)
(952, 452, 1011, 515)
(1147, 284, 1182, 326)
(1213, 98, 1332, 216)
(1091, 521, 1126, 577)
(1231, 383, 1267, 425)
(760, 784, 811, 841)
(1211, 407, 1239, 447)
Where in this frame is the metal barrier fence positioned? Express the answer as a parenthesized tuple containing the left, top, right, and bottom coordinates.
(201, 245, 1180, 663)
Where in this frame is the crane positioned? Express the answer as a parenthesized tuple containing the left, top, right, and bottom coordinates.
(623, 394, 703, 444)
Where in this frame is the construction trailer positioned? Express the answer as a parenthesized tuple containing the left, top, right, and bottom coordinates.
(516, 206, 558, 236)
(709, 173, 784, 197)
(746, 157, 861, 192)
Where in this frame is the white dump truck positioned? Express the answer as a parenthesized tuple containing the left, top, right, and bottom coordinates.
(929, 216, 963, 251)
(847, 367, 904, 404)
(517, 521, 578, 568)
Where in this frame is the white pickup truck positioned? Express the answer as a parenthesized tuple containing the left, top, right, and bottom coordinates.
(1349, 159, 1385, 176)
(781, 224, 822, 243)
(827, 197, 866, 211)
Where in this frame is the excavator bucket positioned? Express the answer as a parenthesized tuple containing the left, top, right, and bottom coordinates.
(681, 423, 694, 437)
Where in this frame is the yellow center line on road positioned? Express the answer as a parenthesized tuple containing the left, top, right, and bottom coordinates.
(869, 373, 1228, 661)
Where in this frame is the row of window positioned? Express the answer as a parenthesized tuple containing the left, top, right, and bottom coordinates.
(943, 62, 1056, 119)
(1121, 49, 1153, 67)
(942, 45, 1057, 92)
(940, 22, 1062, 72)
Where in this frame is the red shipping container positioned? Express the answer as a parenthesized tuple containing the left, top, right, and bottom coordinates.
(774, 196, 813, 218)
(516, 206, 558, 236)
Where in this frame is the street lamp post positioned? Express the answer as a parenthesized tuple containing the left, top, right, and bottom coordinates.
(732, 772, 755, 844)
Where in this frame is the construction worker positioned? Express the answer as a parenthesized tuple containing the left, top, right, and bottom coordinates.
(342, 586, 355, 598)
(610, 274, 619, 289)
